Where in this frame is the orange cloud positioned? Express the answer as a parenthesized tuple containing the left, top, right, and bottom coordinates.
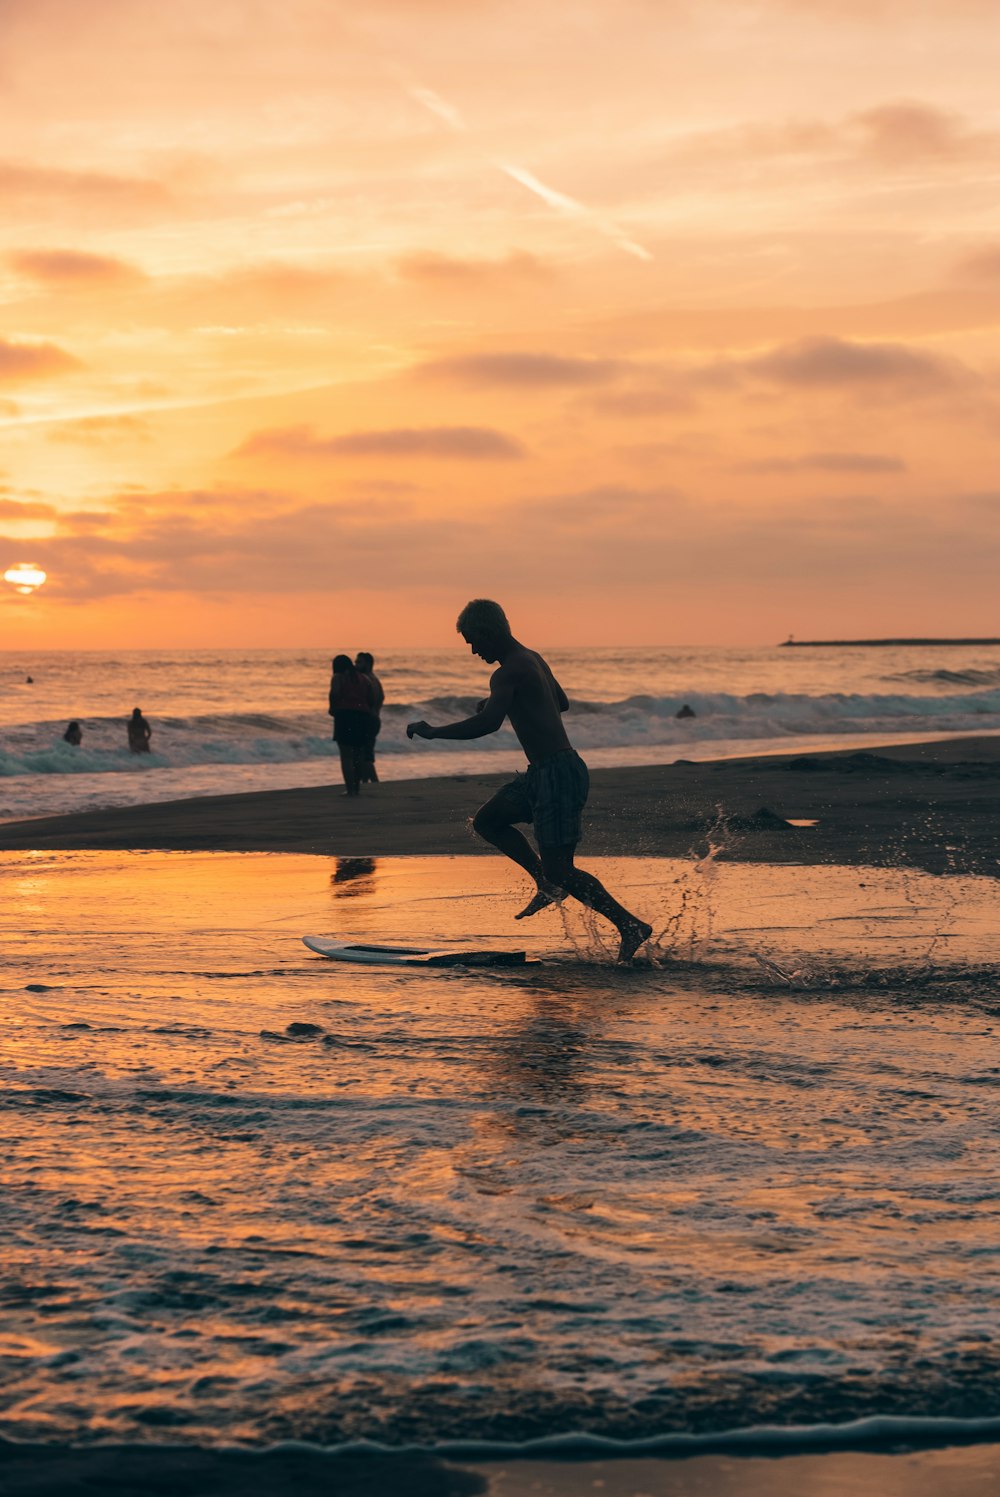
(590, 387, 696, 417)
(417, 351, 625, 387)
(517, 483, 685, 528)
(0, 497, 59, 520)
(849, 100, 993, 164)
(0, 159, 170, 218)
(739, 336, 967, 391)
(236, 423, 526, 460)
(0, 337, 83, 383)
(7, 247, 147, 285)
(736, 452, 907, 474)
(657, 97, 998, 185)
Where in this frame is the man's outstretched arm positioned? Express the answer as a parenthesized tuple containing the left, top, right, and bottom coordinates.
(407, 677, 514, 741)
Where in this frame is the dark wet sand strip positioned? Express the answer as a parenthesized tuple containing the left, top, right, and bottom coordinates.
(2, 735, 999, 878)
(1, 1439, 999, 1496)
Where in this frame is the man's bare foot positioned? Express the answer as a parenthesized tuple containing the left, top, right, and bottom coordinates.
(515, 884, 559, 920)
(617, 919, 653, 963)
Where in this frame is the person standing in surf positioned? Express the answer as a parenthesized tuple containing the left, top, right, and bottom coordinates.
(354, 651, 384, 784)
(127, 707, 152, 753)
(329, 654, 375, 797)
(406, 599, 652, 962)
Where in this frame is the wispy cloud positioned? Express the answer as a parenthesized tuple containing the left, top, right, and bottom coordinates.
(735, 451, 907, 474)
(0, 337, 84, 383)
(0, 497, 59, 520)
(850, 100, 994, 165)
(8, 248, 147, 285)
(0, 158, 170, 219)
(236, 423, 527, 460)
(954, 243, 1000, 281)
(396, 249, 552, 284)
(416, 351, 624, 387)
(47, 415, 153, 445)
(516, 482, 684, 527)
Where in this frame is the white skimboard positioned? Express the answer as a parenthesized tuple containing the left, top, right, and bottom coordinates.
(303, 936, 534, 968)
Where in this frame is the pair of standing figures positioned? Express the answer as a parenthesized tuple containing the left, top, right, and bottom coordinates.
(62, 708, 152, 752)
(329, 651, 383, 797)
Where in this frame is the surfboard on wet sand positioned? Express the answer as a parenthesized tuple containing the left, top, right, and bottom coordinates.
(302, 936, 534, 967)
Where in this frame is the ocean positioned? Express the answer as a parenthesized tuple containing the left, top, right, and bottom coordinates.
(3, 642, 1000, 821)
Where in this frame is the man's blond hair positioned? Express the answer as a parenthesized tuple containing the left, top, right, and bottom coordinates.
(456, 598, 511, 637)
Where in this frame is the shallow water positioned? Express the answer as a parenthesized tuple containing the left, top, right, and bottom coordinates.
(1, 852, 999, 1448)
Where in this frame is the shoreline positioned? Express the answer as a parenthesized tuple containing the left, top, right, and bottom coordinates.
(2, 734, 999, 877)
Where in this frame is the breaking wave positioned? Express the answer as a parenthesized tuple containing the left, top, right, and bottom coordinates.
(3, 687, 1000, 779)
(886, 666, 1000, 688)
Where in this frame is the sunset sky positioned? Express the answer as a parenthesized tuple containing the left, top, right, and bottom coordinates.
(2, 0, 999, 648)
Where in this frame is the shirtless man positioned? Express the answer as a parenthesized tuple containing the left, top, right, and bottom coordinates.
(407, 599, 652, 962)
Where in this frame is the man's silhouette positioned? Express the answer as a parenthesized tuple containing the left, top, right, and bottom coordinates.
(408, 599, 652, 962)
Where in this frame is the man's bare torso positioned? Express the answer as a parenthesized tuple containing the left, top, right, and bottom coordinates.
(493, 645, 571, 765)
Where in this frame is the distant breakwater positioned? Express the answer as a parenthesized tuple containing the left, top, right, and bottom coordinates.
(781, 637, 1000, 648)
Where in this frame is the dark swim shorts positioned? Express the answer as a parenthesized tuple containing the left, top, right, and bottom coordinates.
(507, 749, 590, 848)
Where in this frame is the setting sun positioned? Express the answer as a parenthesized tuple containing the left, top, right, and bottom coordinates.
(3, 563, 47, 595)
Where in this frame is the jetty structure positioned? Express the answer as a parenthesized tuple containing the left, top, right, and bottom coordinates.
(780, 636, 1000, 647)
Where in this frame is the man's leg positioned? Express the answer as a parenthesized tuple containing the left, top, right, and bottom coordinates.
(339, 744, 360, 796)
(472, 783, 562, 914)
(364, 729, 379, 783)
(541, 846, 652, 962)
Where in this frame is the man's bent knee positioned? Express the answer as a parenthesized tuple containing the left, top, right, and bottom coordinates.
(473, 806, 503, 841)
(540, 846, 576, 884)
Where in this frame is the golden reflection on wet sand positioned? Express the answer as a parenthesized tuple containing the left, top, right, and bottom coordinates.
(1, 851, 998, 1450)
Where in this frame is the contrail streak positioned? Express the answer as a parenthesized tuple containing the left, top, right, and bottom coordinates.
(496, 162, 653, 262)
(407, 86, 467, 134)
(406, 83, 652, 262)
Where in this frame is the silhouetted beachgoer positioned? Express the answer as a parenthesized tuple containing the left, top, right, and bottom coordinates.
(354, 651, 384, 784)
(407, 599, 652, 962)
(63, 720, 82, 746)
(127, 707, 152, 753)
(329, 654, 374, 797)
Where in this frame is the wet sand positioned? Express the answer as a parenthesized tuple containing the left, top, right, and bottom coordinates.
(1, 735, 999, 877)
(1, 1439, 998, 1496)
